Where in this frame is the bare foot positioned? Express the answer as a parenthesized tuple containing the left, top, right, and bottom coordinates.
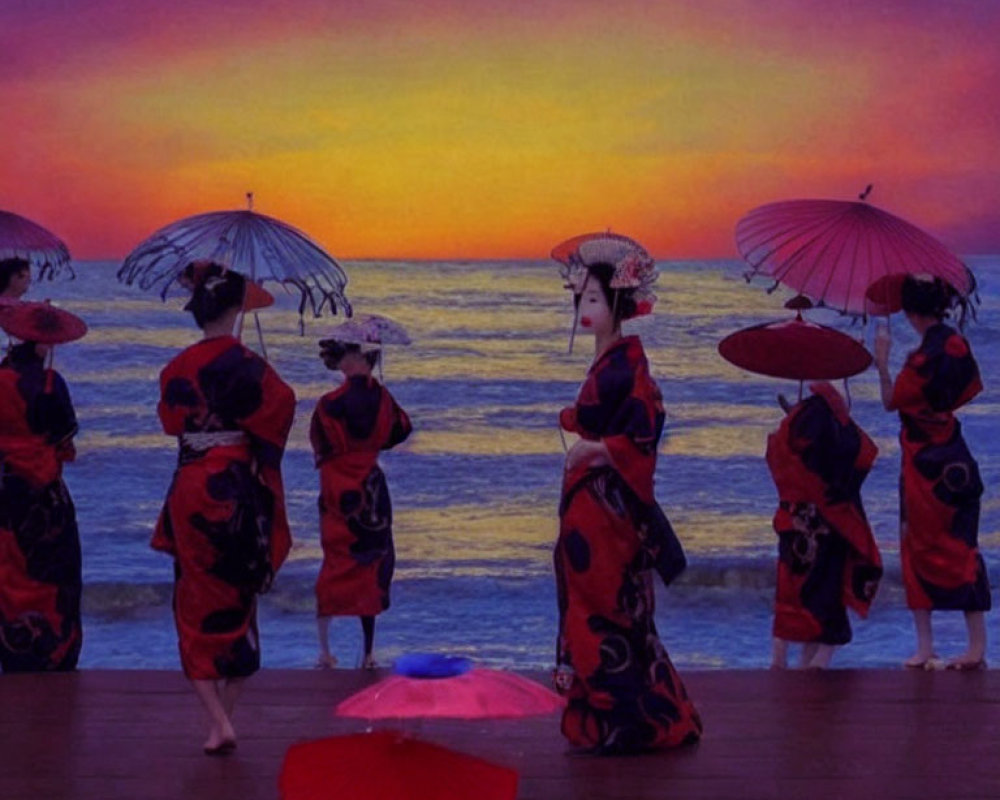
(315, 653, 338, 669)
(361, 654, 378, 671)
(946, 653, 987, 671)
(203, 722, 237, 755)
(903, 652, 937, 670)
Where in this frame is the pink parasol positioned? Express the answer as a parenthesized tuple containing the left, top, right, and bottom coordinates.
(718, 314, 872, 381)
(335, 668, 564, 721)
(0, 210, 73, 280)
(279, 730, 518, 800)
(735, 197, 973, 316)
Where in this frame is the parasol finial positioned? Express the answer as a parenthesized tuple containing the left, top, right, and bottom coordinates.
(858, 183, 873, 201)
(246, 191, 254, 211)
(784, 294, 813, 311)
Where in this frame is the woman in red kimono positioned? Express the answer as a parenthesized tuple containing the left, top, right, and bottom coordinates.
(310, 331, 412, 669)
(0, 307, 83, 672)
(152, 261, 296, 753)
(552, 234, 701, 755)
(768, 382, 882, 669)
(874, 275, 989, 670)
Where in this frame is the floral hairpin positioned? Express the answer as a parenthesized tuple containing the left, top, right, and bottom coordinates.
(178, 259, 226, 291)
(610, 251, 658, 317)
(574, 236, 658, 318)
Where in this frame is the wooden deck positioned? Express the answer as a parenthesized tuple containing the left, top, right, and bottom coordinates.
(2, 668, 1000, 799)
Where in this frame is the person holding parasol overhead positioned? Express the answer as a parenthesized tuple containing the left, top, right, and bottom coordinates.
(151, 260, 296, 754)
(0, 302, 86, 672)
(872, 274, 989, 671)
(310, 315, 412, 670)
(550, 232, 701, 754)
(720, 304, 883, 669)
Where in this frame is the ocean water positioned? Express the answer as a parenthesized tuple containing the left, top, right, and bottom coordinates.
(30, 256, 1000, 670)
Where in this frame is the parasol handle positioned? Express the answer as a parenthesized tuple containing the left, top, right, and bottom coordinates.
(568, 300, 582, 355)
(45, 346, 55, 393)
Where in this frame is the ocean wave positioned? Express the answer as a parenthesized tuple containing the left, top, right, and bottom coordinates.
(78, 557, 923, 616)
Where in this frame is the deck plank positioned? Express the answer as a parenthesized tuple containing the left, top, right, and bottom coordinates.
(2, 669, 1000, 799)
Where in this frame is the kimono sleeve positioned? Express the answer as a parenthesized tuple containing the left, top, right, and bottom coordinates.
(603, 370, 661, 505)
(789, 397, 860, 498)
(559, 406, 579, 433)
(310, 397, 348, 466)
(383, 391, 413, 450)
(239, 360, 296, 574)
(158, 360, 200, 436)
(239, 360, 296, 469)
(891, 334, 982, 414)
(28, 370, 78, 448)
(919, 334, 982, 412)
(890, 356, 929, 414)
(644, 502, 687, 587)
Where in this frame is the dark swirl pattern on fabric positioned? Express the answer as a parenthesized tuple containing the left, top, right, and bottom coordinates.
(890, 324, 990, 612)
(0, 349, 82, 673)
(152, 335, 295, 681)
(554, 336, 701, 754)
(311, 374, 412, 617)
(767, 388, 882, 646)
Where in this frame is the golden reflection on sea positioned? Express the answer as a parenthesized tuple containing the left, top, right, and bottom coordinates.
(284, 504, 773, 567)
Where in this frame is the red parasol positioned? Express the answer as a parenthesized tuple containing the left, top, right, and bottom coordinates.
(0, 301, 87, 344)
(279, 730, 518, 800)
(718, 315, 871, 381)
(735, 197, 973, 316)
(335, 668, 564, 721)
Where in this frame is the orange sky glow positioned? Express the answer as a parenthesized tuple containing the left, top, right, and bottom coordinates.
(2, 0, 999, 260)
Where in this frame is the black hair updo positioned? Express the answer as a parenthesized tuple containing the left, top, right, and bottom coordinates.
(0, 257, 30, 293)
(181, 261, 247, 328)
(572, 262, 638, 328)
(900, 275, 957, 322)
(319, 340, 379, 371)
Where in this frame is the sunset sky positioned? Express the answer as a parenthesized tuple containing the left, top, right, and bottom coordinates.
(2, 0, 998, 260)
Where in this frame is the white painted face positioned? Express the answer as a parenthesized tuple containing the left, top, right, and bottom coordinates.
(576, 275, 614, 337)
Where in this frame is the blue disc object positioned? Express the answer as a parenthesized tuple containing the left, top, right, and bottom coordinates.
(393, 653, 474, 679)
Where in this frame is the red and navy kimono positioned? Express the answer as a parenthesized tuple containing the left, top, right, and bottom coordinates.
(310, 375, 412, 617)
(554, 336, 701, 754)
(767, 383, 882, 645)
(0, 344, 82, 672)
(152, 336, 295, 680)
(890, 323, 990, 612)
